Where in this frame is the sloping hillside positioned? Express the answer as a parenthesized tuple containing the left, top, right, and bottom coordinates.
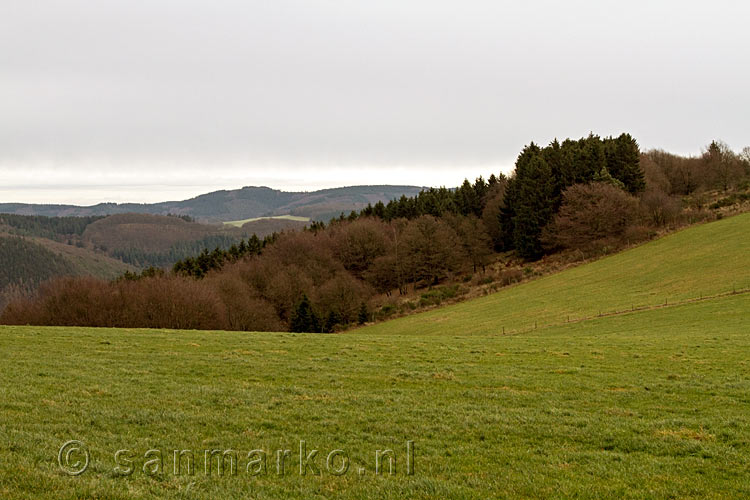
(0, 185, 424, 222)
(0, 236, 77, 287)
(23, 236, 134, 280)
(82, 214, 232, 253)
(80, 213, 295, 267)
(0, 233, 134, 310)
(361, 212, 750, 336)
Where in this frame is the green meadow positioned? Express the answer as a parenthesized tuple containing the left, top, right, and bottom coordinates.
(223, 215, 310, 227)
(367, 213, 750, 337)
(1, 214, 749, 499)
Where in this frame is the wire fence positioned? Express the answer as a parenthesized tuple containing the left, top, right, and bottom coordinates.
(498, 285, 750, 337)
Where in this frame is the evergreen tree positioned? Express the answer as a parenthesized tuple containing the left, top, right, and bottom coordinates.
(604, 133, 645, 193)
(472, 176, 488, 209)
(577, 133, 607, 182)
(324, 310, 342, 333)
(501, 145, 556, 260)
(593, 166, 626, 190)
(499, 142, 542, 250)
(357, 302, 369, 325)
(290, 295, 320, 333)
(238, 239, 248, 255)
(247, 234, 262, 255)
(542, 139, 565, 205)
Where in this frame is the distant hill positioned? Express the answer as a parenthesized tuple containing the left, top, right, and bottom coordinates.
(0, 233, 134, 310)
(80, 213, 305, 267)
(0, 185, 425, 222)
(0, 212, 308, 273)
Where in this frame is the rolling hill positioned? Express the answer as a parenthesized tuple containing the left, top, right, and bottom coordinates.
(0, 213, 748, 498)
(80, 213, 306, 267)
(0, 185, 425, 222)
(361, 212, 750, 337)
(0, 233, 134, 310)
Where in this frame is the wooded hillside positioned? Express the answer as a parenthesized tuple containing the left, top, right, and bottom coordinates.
(5, 134, 748, 332)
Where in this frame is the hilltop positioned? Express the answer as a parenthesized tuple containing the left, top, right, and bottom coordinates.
(0, 233, 133, 310)
(0, 185, 424, 222)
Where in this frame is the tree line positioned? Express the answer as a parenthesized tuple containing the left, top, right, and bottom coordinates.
(0, 214, 104, 241)
(0, 236, 78, 311)
(3, 134, 749, 332)
(112, 234, 252, 269)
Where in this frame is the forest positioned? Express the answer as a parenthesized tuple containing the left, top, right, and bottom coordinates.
(0, 236, 79, 311)
(2, 134, 749, 332)
(0, 214, 104, 241)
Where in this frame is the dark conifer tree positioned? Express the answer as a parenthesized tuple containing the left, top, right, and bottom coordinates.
(471, 176, 488, 213)
(358, 302, 369, 325)
(499, 142, 542, 250)
(247, 234, 262, 255)
(500, 143, 556, 259)
(290, 295, 320, 333)
(577, 133, 607, 182)
(324, 310, 341, 333)
(604, 133, 645, 193)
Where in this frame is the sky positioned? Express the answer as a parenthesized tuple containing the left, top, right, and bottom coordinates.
(1, 0, 749, 205)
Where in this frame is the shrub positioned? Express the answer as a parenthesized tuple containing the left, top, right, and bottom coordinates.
(499, 269, 523, 286)
(543, 182, 639, 253)
(640, 187, 682, 227)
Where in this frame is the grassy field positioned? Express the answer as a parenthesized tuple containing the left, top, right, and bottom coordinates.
(366, 213, 750, 337)
(1, 295, 748, 499)
(223, 215, 310, 227)
(1, 214, 749, 499)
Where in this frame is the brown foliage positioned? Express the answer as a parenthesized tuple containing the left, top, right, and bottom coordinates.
(0, 276, 227, 330)
(644, 150, 703, 195)
(314, 272, 371, 324)
(400, 216, 466, 287)
(83, 214, 220, 253)
(543, 182, 639, 252)
(365, 253, 403, 295)
(329, 218, 390, 278)
(206, 273, 284, 332)
(640, 187, 682, 227)
(446, 214, 493, 272)
(702, 141, 746, 192)
(499, 268, 523, 286)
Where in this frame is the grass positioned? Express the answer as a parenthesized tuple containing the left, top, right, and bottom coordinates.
(1, 214, 749, 498)
(1, 295, 748, 498)
(223, 215, 310, 227)
(364, 213, 750, 337)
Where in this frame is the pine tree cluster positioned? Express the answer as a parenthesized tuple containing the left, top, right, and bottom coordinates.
(501, 133, 643, 259)
(171, 234, 277, 278)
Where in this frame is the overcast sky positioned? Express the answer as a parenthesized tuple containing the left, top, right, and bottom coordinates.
(1, 1, 749, 204)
